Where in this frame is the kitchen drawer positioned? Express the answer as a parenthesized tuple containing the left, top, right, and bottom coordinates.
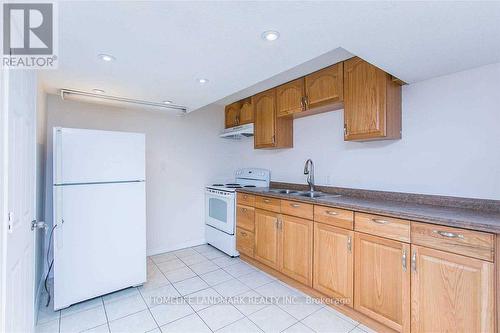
(236, 205, 255, 232)
(314, 205, 354, 230)
(237, 193, 255, 206)
(411, 222, 495, 261)
(281, 199, 313, 220)
(236, 227, 254, 257)
(355, 212, 410, 242)
(255, 195, 281, 213)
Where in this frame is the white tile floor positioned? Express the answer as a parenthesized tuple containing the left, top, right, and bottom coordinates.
(36, 244, 377, 333)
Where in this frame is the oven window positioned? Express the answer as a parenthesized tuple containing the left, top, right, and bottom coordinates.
(209, 197, 227, 223)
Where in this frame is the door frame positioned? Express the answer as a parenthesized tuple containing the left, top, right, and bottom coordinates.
(0, 68, 9, 333)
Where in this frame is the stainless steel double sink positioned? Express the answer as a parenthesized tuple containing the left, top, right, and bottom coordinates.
(268, 189, 341, 198)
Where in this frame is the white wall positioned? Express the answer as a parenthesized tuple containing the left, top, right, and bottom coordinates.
(229, 62, 500, 200)
(45, 96, 236, 255)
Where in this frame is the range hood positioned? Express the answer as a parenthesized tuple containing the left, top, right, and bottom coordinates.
(219, 123, 254, 140)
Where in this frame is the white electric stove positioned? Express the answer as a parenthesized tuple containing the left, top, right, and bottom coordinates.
(205, 168, 270, 256)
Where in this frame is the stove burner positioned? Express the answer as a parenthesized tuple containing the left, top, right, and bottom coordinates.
(226, 185, 242, 188)
(225, 183, 240, 186)
(244, 185, 256, 188)
(212, 184, 224, 186)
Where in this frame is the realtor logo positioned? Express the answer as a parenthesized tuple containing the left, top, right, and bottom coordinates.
(2, 2, 58, 68)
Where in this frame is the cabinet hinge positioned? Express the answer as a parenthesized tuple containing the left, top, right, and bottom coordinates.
(7, 212, 13, 233)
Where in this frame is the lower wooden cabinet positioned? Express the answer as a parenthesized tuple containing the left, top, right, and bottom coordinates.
(236, 227, 254, 257)
(313, 223, 353, 307)
(411, 245, 495, 333)
(354, 232, 410, 332)
(280, 215, 313, 286)
(254, 209, 280, 269)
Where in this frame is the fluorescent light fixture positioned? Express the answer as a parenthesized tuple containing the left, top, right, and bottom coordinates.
(198, 78, 209, 84)
(92, 88, 105, 94)
(98, 54, 116, 62)
(60, 89, 187, 113)
(261, 30, 280, 41)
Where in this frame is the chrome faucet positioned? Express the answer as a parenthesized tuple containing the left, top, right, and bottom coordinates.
(303, 159, 315, 192)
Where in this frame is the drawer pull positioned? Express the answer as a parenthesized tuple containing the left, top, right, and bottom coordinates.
(264, 199, 271, 203)
(241, 207, 247, 212)
(243, 195, 248, 198)
(290, 203, 300, 208)
(326, 211, 338, 216)
(240, 231, 247, 236)
(372, 218, 389, 224)
(434, 230, 464, 239)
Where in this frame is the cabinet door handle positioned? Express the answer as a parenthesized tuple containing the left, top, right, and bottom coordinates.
(371, 219, 389, 224)
(240, 231, 247, 236)
(300, 97, 305, 111)
(402, 249, 407, 272)
(304, 96, 309, 108)
(433, 230, 464, 239)
(290, 203, 300, 208)
(411, 250, 417, 272)
(326, 211, 338, 216)
(347, 236, 352, 252)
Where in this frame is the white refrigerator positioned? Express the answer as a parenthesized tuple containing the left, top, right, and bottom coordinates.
(53, 127, 146, 310)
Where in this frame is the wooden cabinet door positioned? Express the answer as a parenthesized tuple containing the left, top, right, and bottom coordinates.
(280, 215, 313, 286)
(225, 102, 240, 128)
(313, 223, 354, 307)
(253, 89, 277, 148)
(344, 57, 401, 141)
(254, 209, 280, 269)
(305, 63, 343, 109)
(354, 233, 410, 332)
(411, 245, 495, 333)
(239, 98, 254, 125)
(276, 78, 305, 117)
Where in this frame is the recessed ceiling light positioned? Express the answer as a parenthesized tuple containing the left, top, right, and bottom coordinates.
(198, 78, 209, 84)
(92, 89, 105, 94)
(163, 100, 173, 104)
(261, 30, 280, 41)
(98, 54, 115, 62)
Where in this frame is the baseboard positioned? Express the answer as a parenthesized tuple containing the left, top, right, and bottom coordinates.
(146, 238, 206, 257)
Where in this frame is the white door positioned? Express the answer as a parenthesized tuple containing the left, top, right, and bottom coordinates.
(1, 70, 37, 332)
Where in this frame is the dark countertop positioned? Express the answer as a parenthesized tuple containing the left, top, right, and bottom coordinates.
(236, 186, 500, 234)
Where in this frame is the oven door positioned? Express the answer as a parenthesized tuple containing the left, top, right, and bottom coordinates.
(205, 189, 235, 235)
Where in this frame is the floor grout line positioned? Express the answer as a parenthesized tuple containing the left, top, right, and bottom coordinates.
(100, 297, 111, 333)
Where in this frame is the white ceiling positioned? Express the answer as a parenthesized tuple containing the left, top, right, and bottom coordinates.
(40, 1, 500, 112)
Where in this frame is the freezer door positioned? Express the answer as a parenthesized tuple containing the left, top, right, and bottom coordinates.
(54, 127, 145, 184)
(53, 182, 146, 310)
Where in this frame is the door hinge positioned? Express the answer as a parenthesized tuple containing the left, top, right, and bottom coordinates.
(7, 212, 13, 233)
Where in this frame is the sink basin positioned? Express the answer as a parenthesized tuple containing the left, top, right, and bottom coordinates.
(291, 191, 342, 199)
(269, 189, 298, 194)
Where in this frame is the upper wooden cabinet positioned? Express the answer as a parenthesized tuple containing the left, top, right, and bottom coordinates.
(224, 98, 253, 128)
(224, 101, 240, 128)
(239, 98, 254, 125)
(344, 57, 402, 141)
(253, 89, 293, 149)
(305, 63, 344, 109)
(411, 245, 495, 333)
(276, 78, 305, 117)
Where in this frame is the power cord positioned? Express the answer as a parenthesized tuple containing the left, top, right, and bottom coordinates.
(44, 224, 57, 307)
